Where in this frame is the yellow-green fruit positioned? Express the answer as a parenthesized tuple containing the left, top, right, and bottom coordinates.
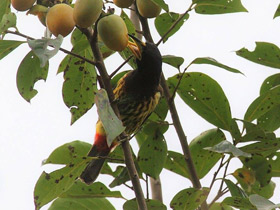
(136, 0, 161, 18)
(46, 4, 75, 37)
(73, 0, 103, 28)
(113, 0, 134, 8)
(97, 14, 128, 52)
(11, 0, 36, 11)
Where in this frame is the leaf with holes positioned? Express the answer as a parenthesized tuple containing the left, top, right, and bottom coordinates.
(205, 140, 251, 157)
(244, 85, 280, 122)
(155, 12, 189, 43)
(164, 151, 189, 178)
(274, 4, 280, 19)
(124, 199, 167, 210)
(162, 55, 184, 70)
(222, 197, 256, 210)
(191, 57, 243, 74)
(170, 187, 209, 210)
(16, 51, 49, 102)
(168, 72, 233, 131)
(249, 194, 280, 210)
(194, 0, 248, 14)
(62, 47, 97, 124)
(236, 42, 280, 69)
(0, 12, 16, 35)
(0, 40, 25, 60)
(34, 141, 91, 210)
(49, 198, 115, 210)
(267, 152, 280, 177)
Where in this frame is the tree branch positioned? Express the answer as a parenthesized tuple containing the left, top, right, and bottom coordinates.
(80, 25, 147, 210)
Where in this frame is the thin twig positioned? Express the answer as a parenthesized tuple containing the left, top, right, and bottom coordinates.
(209, 155, 225, 190)
(109, 55, 133, 78)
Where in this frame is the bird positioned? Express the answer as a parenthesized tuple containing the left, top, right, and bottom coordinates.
(80, 35, 162, 185)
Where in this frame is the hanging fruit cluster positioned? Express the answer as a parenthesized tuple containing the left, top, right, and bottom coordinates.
(11, 0, 162, 51)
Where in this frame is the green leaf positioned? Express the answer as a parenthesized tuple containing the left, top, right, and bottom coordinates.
(0, 12, 16, 35)
(16, 51, 49, 102)
(164, 151, 189, 178)
(109, 166, 130, 188)
(244, 85, 280, 122)
(28, 35, 63, 67)
(34, 141, 91, 209)
(240, 138, 280, 156)
(49, 198, 116, 210)
(189, 129, 224, 178)
(222, 197, 256, 210)
(124, 199, 167, 210)
(267, 152, 280, 177)
(121, 10, 136, 35)
(151, 0, 169, 12)
(60, 181, 124, 199)
(155, 12, 189, 43)
(168, 72, 233, 131)
(0, 40, 24, 60)
(138, 123, 167, 179)
(170, 187, 209, 210)
(95, 89, 125, 147)
(250, 181, 276, 199)
(119, 47, 137, 69)
(162, 55, 184, 70)
(0, 0, 10, 23)
(236, 42, 280, 69)
(249, 194, 280, 210)
(209, 203, 233, 210)
(191, 57, 243, 74)
(260, 73, 280, 95)
(273, 4, 280, 19)
(194, 0, 248, 14)
(240, 154, 272, 187)
(62, 47, 97, 124)
(224, 179, 246, 198)
(204, 140, 251, 157)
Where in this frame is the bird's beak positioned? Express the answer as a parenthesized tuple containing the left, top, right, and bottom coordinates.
(127, 34, 145, 60)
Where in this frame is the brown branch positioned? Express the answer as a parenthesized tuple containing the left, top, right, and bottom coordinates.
(81, 25, 147, 210)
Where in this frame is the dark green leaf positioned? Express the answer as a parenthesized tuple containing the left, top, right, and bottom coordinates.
(209, 203, 233, 210)
(191, 57, 243, 74)
(0, 12, 16, 35)
(222, 197, 256, 209)
(60, 180, 123, 198)
(244, 85, 280, 122)
(267, 152, 280, 177)
(121, 10, 136, 35)
(95, 89, 125, 146)
(168, 72, 233, 131)
(28, 35, 63, 67)
(236, 42, 280, 69)
(194, 0, 248, 14)
(240, 138, 280, 156)
(162, 55, 184, 69)
(273, 4, 280, 19)
(0, 40, 24, 60)
(260, 73, 280, 95)
(62, 47, 97, 124)
(170, 187, 209, 210)
(0, 0, 10, 23)
(249, 194, 280, 210)
(34, 141, 91, 209)
(204, 140, 251, 157)
(16, 51, 49, 102)
(49, 198, 115, 210)
(124, 199, 167, 210)
(109, 166, 130, 188)
(250, 181, 276, 199)
(189, 129, 225, 178)
(155, 12, 189, 43)
(224, 179, 246, 198)
(164, 151, 189, 178)
(151, 0, 169, 12)
(240, 154, 272, 187)
(258, 105, 280, 132)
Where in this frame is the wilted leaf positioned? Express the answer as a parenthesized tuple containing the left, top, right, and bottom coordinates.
(16, 51, 49, 102)
(0, 40, 24, 60)
(194, 0, 248, 14)
(95, 89, 125, 147)
(0, 12, 16, 35)
(204, 140, 251, 157)
(249, 194, 280, 210)
(236, 42, 280, 69)
(233, 168, 256, 187)
(28, 35, 63, 67)
(191, 57, 243, 74)
(155, 12, 189, 43)
(168, 72, 233, 131)
(124, 199, 167, 210)
(170, 188, 209, 210)
(162, 55, 184, 70)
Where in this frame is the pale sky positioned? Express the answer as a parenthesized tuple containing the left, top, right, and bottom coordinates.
(1, 0, 280, 209)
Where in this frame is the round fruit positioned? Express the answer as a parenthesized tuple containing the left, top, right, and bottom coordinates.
(11, 0, 36, 11)
(97, 14, 128, 52)
(113, 0, 134, 8)
(46, 4, 75, 37)
(136, 0, 161, 18)
(73, 0, 103, 28)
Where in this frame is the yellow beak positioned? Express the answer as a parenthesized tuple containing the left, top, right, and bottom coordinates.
(127, 34, 145, 60)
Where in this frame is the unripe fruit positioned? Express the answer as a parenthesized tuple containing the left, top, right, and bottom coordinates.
(113, 0, 134, 8)
(46, 4, 75, 37)
(73, 0, 103, 28)
(136, 0, 161, 18)
(11, 0, 36, 11)
(97, 14, 128, 52)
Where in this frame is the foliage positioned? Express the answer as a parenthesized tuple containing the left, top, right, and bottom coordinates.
(1, 0, 280, 209)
